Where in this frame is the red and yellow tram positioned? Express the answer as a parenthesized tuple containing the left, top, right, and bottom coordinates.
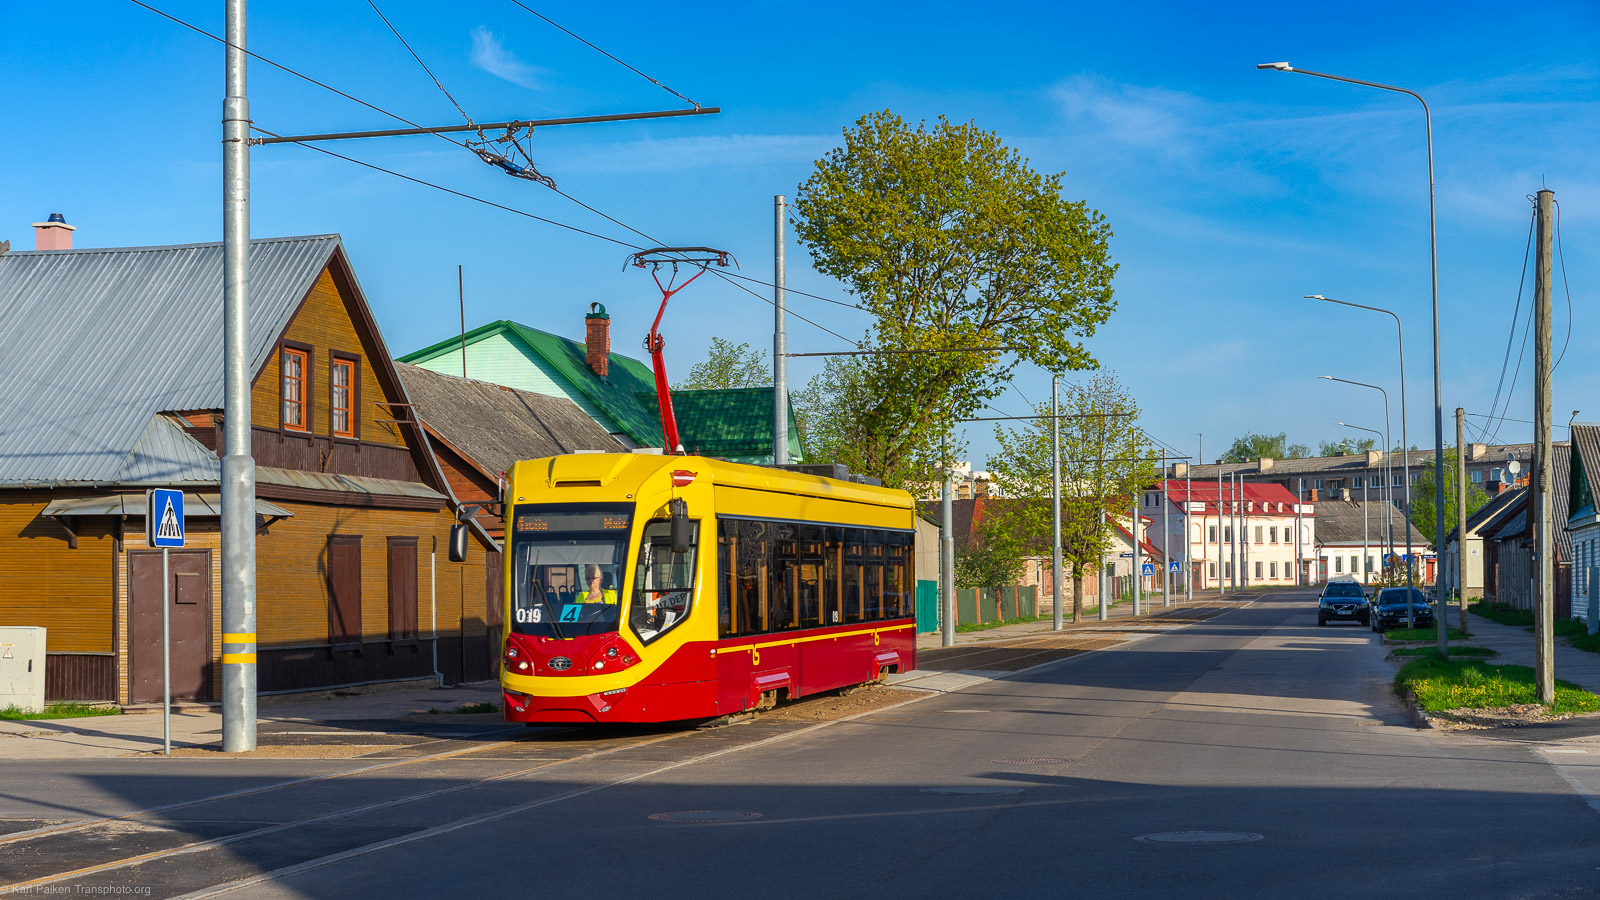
(494, 452, 918, 724)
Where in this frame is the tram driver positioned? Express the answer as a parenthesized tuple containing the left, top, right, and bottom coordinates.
(583, 564, 618, 605)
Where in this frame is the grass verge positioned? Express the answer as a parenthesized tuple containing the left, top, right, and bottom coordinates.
(1, 703, 122, 721)
(956, 615, 1046, 633)
(1390, 645, 1497, 658)
(1395, 652, 1600, 714)
(1383, 627, 1469, 642)
(1468, 601, 1534, 627)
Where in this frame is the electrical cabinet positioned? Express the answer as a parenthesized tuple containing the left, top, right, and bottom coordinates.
(0, 627, 46, 713)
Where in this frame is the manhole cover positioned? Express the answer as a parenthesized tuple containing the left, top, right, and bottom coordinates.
(1135, 831, 1263, 844)
(993, 757, 1070, 765)
(920, 786, 1025, 796)
(648, 810, 762, 823)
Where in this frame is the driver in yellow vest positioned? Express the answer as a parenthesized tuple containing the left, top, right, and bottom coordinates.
(583, 565, 618, 604)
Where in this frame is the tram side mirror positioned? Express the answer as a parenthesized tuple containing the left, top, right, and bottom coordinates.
(448, 523, 469, 562)
(669, 498, 690, 555)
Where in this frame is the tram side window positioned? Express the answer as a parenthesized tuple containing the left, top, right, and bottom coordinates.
(841, 533, 865, 624)
(721, 519, 772, 637)
(885, 538, 909, 617)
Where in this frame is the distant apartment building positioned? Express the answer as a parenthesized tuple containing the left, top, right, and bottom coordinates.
(1142, 481, 1314, 590)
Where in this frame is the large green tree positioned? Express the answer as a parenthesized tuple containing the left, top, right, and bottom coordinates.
(1319, 436, 1377, 456)
(791, 110, 1117, 487)
(677, 337, 769, 391)
(1410, 452, 1492, 545)
(984, 372, 1157, 621)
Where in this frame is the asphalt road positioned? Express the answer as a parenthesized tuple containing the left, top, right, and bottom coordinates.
(6, 589, 1600, 899)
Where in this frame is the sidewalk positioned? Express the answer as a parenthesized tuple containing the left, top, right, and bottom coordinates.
(1432, 605, 1600, 696)
(0, 680, 503, 760)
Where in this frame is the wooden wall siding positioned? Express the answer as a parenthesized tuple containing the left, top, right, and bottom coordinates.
(251, 268, 405, 448)
(433, 441, 503, 538)
(119, 523, 224, 705)
(45, 653, 116, 701)
(255, 501, 486, 648)
(251, 427, 422, 483)
(415, 332, 623, 435)
(0, 492, 116, 653)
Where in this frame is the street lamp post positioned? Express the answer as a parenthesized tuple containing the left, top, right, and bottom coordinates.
(1322, 374, 1415, 627)
(1337, 421, 1389, 586)
(1337, 421, 1393, 561)
(1266, 59, 1445, 650)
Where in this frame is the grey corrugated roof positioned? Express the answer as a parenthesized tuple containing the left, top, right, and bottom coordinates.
(0, 235, 340, 484)
(396, 364, 622, 476)
(1314, 499, 1429, 547)
(40, 493, 293, 518)
(1481, 444, 1572, 560)
(112, 415, 221, 485)
(1184, 443, 1534, 481)
(1569, 424, 1600, 520)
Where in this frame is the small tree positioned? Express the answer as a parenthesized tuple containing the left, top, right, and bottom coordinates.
(1410, 452, 1491, 545)
(677, 337, 769, 390)
(1221, 432, 1308, 462)
(1319, 437, 1377, 456)
(984, 372, 1156, 621)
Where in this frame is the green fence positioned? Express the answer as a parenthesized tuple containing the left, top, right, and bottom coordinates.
(915, 580, 940, 633)
(949, 585, 1039, 626)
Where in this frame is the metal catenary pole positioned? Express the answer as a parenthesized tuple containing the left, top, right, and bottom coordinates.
(1296, 478, 1304, 586)
(773, 195, 789, 466)
(221, 0, 257, 753)
(941, 435, 957, 648)
(1218, 466, 1225, 592)
(1534, 188, 1556, 704)
(1051, 377, 1064, 630)
(1456, 407, 1470, 637)
(1232, 473, 1241, 592)
(1132, 496, 1143, 616)
(1099, 508, 1110, 621)
(1188, 434, 1198, 601)
(1163, 470, 1172, 607)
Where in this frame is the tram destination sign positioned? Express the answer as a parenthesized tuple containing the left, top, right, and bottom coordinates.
(514, 508, 631, 534)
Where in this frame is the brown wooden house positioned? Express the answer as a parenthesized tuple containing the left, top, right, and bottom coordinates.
(0, 234, 499, 704)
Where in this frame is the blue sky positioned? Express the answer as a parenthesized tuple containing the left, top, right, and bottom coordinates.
(4, 1, 1598, 470)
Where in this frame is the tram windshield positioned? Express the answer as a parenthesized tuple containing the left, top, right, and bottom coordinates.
(510, 504, 632, 638)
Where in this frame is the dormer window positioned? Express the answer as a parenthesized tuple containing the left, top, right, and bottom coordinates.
(281, 346, 309, 431)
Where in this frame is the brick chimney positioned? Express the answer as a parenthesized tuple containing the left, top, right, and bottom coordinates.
(33, 213, 75, 251)
(584, 302, 610, 380)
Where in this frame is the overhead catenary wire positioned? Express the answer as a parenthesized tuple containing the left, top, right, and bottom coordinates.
(1554, 198, 1575, 372)
(504, 0, 702, 109)
(366, 0, 477, 129)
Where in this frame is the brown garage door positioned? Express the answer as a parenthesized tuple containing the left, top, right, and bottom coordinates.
(129, 550, 213, 703)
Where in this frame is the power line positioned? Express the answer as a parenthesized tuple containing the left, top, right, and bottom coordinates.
(504, 0, 700, 108)
(1554, 198, 1575, 372)
(1475, 204, 1537, 444)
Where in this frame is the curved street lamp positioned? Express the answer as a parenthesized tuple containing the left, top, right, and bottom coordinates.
(1266, 60, 1446, 652)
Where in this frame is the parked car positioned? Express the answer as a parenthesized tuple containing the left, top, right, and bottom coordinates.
(1317, 579, 1369, 626)
(1369, 587, 1434, 632)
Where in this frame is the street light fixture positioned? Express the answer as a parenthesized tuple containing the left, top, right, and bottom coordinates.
(1267, 59, 1446, 653)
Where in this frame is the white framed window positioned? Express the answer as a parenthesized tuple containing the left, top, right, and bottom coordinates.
(1471, 469, 1483, 484)
(1334, 555, 1343, 573)
(1270, 561, 1278, 578)
(1314, 479, 1324, 490)
(1209, 525, 1217, 543)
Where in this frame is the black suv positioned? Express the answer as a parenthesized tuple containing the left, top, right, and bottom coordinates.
(1317, 580, 1369, 626)
(1370, 587, 1435, 632)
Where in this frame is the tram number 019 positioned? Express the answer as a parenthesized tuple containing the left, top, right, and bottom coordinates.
(515, 607, 543, 624)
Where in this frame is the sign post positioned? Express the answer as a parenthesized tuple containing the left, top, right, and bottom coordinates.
(147, 489, 185, 756)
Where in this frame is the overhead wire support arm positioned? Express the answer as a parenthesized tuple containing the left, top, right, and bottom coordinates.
(785, 346, 1029, 357)
(251, 107, 721, 145)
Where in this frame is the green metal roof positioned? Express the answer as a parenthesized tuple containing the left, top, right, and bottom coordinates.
(648, 387, 804, 464)
(399, 319, 663, 447)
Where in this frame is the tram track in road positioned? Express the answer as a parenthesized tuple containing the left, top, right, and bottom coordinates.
(1, 691, 935, 898)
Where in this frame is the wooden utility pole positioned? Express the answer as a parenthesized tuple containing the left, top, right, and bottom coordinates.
(1456, 408, 1469, 637)
(1534, 189, 1556, 706)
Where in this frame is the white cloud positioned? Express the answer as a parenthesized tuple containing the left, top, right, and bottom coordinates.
(470, 26, 540, 89)
(1050, 74, 1202, 149)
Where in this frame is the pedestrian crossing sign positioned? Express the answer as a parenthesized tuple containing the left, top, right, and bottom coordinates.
(146, 489, 185, 548)
(1141, 562, 1155, 576)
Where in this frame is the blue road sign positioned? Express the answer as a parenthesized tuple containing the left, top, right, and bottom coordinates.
(147, 489, 185, 548)
(1141, 562, 1155, 576)
(1168, 560, 1180, 573)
